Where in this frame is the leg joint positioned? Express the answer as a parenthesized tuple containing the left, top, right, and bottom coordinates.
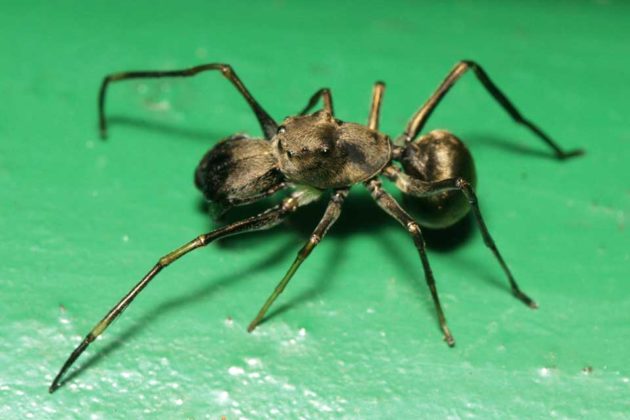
(455, 177, 477, 205)
(459, 59, 478, 69)
(219, 64, 233, 76)
(365, 180, 384, 199)
(455, 177, 469, 189)
(196, 234, 209, 246)
(406, 221, 420, 234)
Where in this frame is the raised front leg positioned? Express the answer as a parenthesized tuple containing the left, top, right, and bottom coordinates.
(368, 81, 385, 131)
(98, 63, 278, 139)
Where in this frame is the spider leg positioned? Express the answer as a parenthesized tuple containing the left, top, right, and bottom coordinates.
(298, 88, 334, 116)
(49, 191, 318, 393)
(384, 166, 537, 308)
(368, 81, 385, 131)
(98, 63, 278, 139)
(247, 188, 349, 332)
(365, 178, 455, 346)
(399, 60, 583, 159)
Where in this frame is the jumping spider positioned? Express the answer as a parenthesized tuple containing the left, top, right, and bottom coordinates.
(49, 60, 582, 392)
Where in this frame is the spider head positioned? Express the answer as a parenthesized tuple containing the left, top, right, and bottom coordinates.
(273, 110, 344, 186)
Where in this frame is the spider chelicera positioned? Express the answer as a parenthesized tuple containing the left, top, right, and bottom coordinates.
(49, 60, 582, 392)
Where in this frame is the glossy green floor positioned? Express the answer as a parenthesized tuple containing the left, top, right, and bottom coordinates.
(1, 1, 628, 418)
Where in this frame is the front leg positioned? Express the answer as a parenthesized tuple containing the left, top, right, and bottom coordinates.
(49, 190, 317, 393)
(98, 63, 278, 139)
(248, 188, 349, 332)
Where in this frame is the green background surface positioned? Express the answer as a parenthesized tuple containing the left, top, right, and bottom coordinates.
(1, 0, 629, 418)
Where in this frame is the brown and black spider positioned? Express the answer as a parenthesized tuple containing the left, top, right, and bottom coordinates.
(49, 60, 582, 393)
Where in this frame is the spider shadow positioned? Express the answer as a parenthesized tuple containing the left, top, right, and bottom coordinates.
(58, 236, 300, 389)
(464, 132, 557, 160)
(59, 128, 541, 387)
(106, 115, 227, 143)
(207, 190, 508, 327)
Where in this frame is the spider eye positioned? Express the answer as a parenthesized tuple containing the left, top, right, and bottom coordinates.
(277, 125, 286, 134)
(320, 147, 330, 155)
(286, 151, 293, 158)
(334, 118, 344, 126)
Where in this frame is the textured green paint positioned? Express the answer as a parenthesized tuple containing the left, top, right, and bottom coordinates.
(1, 0, 629, 417)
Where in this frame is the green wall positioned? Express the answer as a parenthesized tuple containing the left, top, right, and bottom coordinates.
(1, 0, 628, 417)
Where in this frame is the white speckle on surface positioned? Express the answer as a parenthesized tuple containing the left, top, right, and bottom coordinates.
(96, 156, 108, 169)
(228, 366, 245, 376)
(366, 307, 375, 314)
(146, 99, 171, 112)
(245, 357, 261, 367)
(283, 338, 297, 346)
(225, 317, 234, 327)
(298, 328, 306, 337)
(622, 377, 629, 383)
(215, 390, 230, 404)
(303, 389, 316, 397)
(539, 367, 551, 377)
(122, 234, 129, 242)
(195, 47, 208, 59)
(174, 398, 183, 406)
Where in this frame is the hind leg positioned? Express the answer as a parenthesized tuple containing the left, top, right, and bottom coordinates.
(398, 60, 583, 159)
(384, 163, 536, 308)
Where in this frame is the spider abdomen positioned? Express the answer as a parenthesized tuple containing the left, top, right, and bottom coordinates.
(401, 130, 477, 229)
(195, 134, 284, 209)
